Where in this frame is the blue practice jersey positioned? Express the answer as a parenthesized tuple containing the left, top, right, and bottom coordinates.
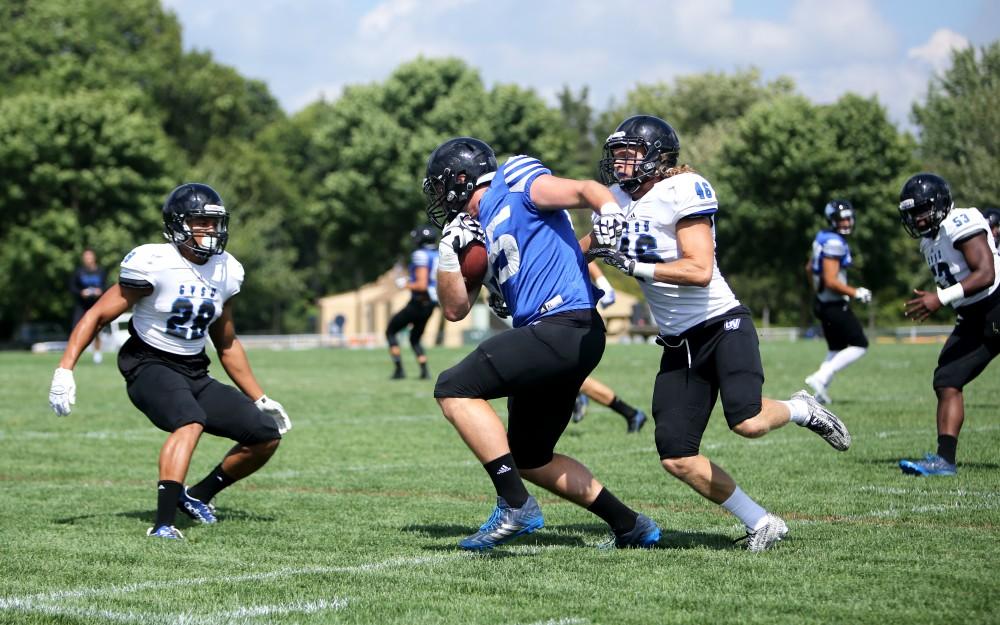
(410, 247, 439, 303)
(477, 155, 596, 327)
(810, 230, 853, 302)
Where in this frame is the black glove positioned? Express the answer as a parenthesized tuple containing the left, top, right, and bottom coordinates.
(585, 247, 635, 276)
(488, 292, 510, 319)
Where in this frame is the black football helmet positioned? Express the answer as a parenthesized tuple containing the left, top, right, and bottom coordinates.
(824, 199, 855, 235)
(984, 208, 1000, 230)
(422, 137, 498, 229)
(898, 173, 953, 238)
(599, 115, 681, 193)
(410, 223, 436, 249)
(162, 183, 229, 258)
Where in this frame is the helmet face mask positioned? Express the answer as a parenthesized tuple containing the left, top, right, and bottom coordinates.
(898, 173, 953, 239)
(824, 200, 855, 236)
(599, 115, 680, 194)
(162, 183, 229, 258)
(423, 137, 498, 229)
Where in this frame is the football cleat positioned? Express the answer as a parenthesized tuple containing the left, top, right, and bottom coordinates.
(627, 410, 648, 434)
(804, 373, 831, 404)
(603, 513, 661, 549)
(899, 453, 957, 476)
(459, 495, 544, 551)
(792, 390, 851, 451)
(571, 394, 589, 423)
(177, 489, 217, 524)
(146, 525, 184, 539)
(391, 368, 405, 380)
(734, 513, 788, 552)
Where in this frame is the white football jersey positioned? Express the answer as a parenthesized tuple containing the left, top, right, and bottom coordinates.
(605, 172, 740, 335)
(119, 244, 245, 355)
(919, 207, 1000, 308)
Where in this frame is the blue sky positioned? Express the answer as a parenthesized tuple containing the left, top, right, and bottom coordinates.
(161, 0, 999, 128)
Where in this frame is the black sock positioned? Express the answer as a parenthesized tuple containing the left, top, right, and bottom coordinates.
(483, 454, 530, 508)
(609, 396, 638, 421)
(587, 487, 638, 535)
(937, 435, 958, 465)
(154, 480, 183, 528)
(187, 464, 236, 504)
(419, 362, 429, 376)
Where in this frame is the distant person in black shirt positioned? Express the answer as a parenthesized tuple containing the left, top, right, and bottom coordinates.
(70, 249, 107, 363)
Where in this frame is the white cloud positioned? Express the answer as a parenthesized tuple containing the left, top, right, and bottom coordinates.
(359, 0, 473, 38)
(908, 28, 970, 72)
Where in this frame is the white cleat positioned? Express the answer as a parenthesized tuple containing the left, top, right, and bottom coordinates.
(792, 390, 851, 451)
(804, 374, 831, 404)
(738, 513, 789, 552)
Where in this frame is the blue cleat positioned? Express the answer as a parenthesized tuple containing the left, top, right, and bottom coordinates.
(571, 394, 589, 423)
(899, 453, 957, 476)
(177, 488, 217, 524)
(627, 410, 647, 434)
(146, 525, 184, 539)
(604, 513, 661, 549)
(459, 496, 544, 551)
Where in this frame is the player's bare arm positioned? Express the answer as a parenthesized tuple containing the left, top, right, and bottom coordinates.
(209, 300, 265, 400)
(59, 284, 147, 370)
(821, 257, 858, 297)
(437, 270, 477, 322)
(643, 217, 714, 287)
(529, 175, 617, 213)
(905, 232, 995, 321)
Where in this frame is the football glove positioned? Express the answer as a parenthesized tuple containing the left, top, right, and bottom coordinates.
(586, 247, 635, 276)
(49, 367, 76, 416)
(593, 203, 625, 248)
(255, 395, 292, 435)
(853, 287, 872, 304)
(442, 213, 485, 253)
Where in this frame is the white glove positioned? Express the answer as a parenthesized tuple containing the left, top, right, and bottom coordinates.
(395, 276, 408, 289)
(595, 275, 616, 308)
(854, 287, 872, 304)
(256, 395, 292, 435)
(593, 202, 625, 247)
(442, 213, 485, 253)
(49, 367, 76, 416)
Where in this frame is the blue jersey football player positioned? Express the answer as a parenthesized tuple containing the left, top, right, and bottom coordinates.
(386, 224, 439, 380)
(423, 136, 660, 551)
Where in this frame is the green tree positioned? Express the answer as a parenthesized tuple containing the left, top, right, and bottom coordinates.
(912, 42, 1000, 209)
(715, 94, 917, 325)
(0, 89, 178, 335)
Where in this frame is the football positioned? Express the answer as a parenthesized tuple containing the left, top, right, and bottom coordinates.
(458, 241, 488, 289)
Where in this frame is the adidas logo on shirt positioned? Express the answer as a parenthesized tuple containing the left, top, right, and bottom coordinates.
(495, 464, 512, 475)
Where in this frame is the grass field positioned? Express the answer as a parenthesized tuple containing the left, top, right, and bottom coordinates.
(1, 340, 998, 625)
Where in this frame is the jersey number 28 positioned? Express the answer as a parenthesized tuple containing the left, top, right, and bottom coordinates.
(165, 298, 216, 340)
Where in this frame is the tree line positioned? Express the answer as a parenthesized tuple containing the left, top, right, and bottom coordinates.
(1, 0, 997, 338)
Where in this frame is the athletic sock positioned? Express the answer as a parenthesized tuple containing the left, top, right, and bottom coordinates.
(419, 362, 429, 378)
(782, 399, 811, 425)
(483, 454, 530, 508)
(154, 480, 183, 528)
(587, 487, 639, 535)
(937, 435, 958, 465)
(187, 464, 236, 504)
(721, 486, 768, 531)
(609, 396, 638, 422)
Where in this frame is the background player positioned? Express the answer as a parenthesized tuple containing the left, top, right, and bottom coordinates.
(387, 224, 439, 380)
(898, 174, 999, 476)
(48, 183, 291, 538)
(69, 248, 108, 364)
(804, 200, 872, 403)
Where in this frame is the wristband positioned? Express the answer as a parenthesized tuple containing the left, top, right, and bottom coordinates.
(632, 263, 656, 281)
(437, 242, 460, 272)
(936, 283, 965, 306)
(595, 275, 612, 292)
(599, 201, 623, 216)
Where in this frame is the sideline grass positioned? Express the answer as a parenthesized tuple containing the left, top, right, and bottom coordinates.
(1, 341, 997, 624)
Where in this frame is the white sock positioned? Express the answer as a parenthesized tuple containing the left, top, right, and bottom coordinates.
(826, 346, 866, 375)
(721, 486, 768, 530)
(782, 399, 810, 425)
(811, 352, 838, 386)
